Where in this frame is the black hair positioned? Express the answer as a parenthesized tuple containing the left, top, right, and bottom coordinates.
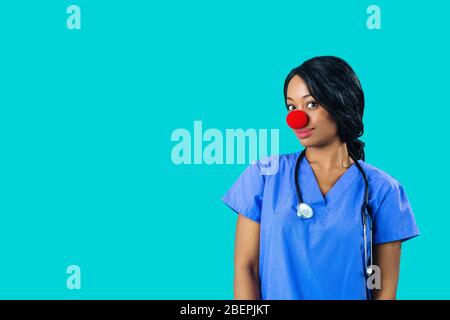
(283, 56, 366, 161)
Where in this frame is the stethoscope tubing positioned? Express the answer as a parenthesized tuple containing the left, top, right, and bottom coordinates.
(294, 148, 374, 299)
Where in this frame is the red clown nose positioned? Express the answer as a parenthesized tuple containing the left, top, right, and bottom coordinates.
(286, 110, 309, 129)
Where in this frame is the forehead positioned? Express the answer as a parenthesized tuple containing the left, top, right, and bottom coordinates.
(286, 75, 310, 99)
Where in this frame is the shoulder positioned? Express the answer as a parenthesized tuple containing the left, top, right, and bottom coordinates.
(253, 151, 299, 177)
(359, 160, 403, 200)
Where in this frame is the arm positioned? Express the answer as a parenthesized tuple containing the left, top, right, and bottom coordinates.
(233, 214, 261, 300)
(371, 240, 402, 300)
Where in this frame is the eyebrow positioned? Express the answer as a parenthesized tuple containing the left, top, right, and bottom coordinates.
(287, 94, 312, 101)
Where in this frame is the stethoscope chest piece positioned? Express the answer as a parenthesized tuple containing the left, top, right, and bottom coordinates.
(297, 202, 314, 219)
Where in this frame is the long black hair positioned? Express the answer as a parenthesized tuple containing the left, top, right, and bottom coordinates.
(283, 56, 366, 161)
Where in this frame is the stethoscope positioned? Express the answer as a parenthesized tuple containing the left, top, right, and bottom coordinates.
(287, 109, 374, 298)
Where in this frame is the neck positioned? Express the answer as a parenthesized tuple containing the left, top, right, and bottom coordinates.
(305, 139, 353, 170)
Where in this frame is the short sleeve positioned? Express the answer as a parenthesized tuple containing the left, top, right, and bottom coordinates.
(221, 161, 265, 223)
(373, 184, 420, 245)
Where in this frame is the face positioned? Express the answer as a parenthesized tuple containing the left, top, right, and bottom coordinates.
(286, 75, 339, 147)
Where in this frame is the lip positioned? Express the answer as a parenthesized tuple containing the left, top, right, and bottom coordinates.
(297, 127, 314, 133)
(294, 128, 315, 139)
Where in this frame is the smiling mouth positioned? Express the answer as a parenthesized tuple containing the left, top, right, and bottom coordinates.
(295, 128, 315, 138)
(295, 128, 314, 133)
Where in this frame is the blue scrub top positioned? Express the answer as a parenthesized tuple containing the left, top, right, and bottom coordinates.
(221, 150, 420, 300)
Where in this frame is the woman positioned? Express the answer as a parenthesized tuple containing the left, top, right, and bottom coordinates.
(221, 56, 420, 300)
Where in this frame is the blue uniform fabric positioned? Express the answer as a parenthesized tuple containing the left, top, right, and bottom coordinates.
(221, 150, 420, 300)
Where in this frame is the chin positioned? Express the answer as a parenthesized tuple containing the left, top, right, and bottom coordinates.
(297, 139, 315, 148)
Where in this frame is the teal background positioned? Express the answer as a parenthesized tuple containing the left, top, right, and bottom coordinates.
(0, 0, 447, 299)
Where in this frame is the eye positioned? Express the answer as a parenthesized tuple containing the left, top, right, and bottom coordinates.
(287, 104, 296, 111)
(306, 101, 319, 109)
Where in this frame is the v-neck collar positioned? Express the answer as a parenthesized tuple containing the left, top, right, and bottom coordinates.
(297, 151, 363, 213)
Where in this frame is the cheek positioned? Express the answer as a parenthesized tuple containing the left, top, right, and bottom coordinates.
(312, 112, 338, 135)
